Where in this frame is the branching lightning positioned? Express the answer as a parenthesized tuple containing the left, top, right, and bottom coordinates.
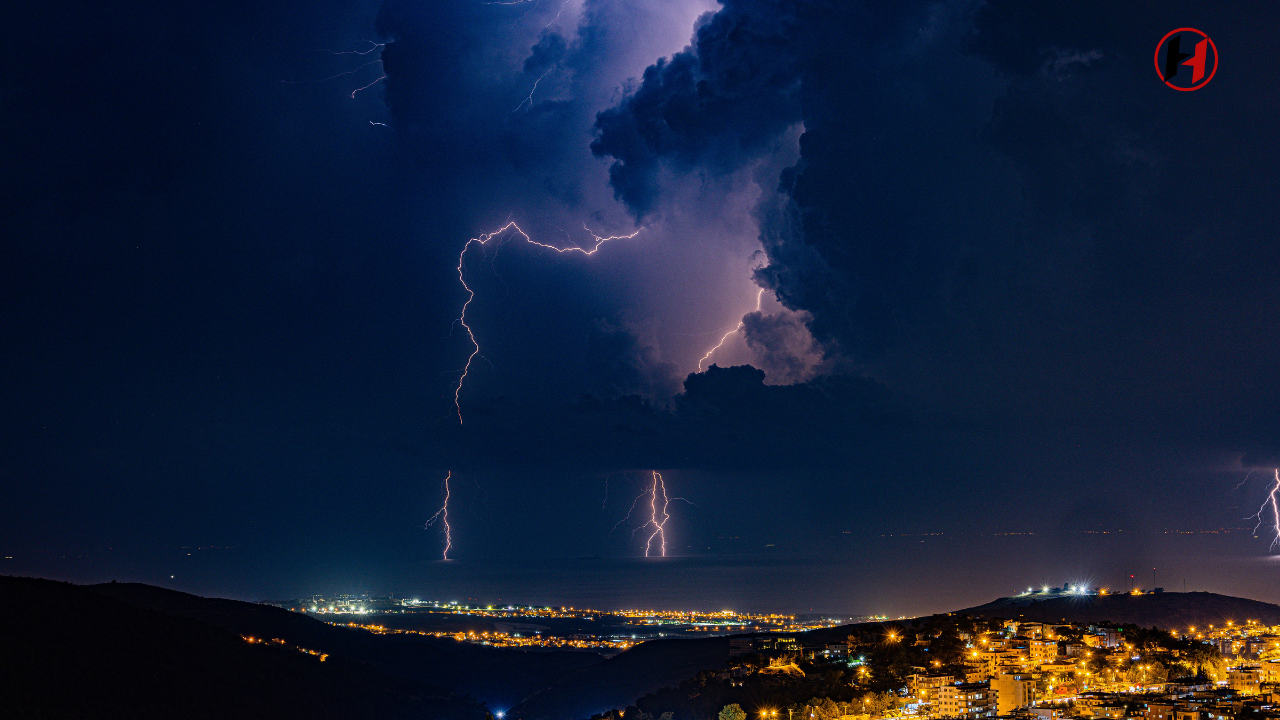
(644, 471, 670, 557)
(285, 41, 387, 100)
(426, 471, 453, 560)
(1247, 468, 1280, 553)
(513, 68, 553, 113)
(611, 487, 650, 534)
(606, 471, 694, 557)
(452, 222, 640, 423)
(698, 288, 764, 371)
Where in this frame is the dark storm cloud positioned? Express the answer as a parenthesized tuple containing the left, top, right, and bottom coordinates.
(593, 0, 1280, 454)
(373, 0, 700, 405)
(12, 0, 1280, 598)
(524, 32, 568, 74)
(585, 319, 683, 399)
(446, 364, 903, 472)
(589, 0, 805, 217)
(740, 308, 823, 385)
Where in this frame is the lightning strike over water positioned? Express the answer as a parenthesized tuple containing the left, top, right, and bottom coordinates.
(426, 471, 453, 560)
(452, 222, 641, 423)
(644, 471, 670, 557)
(698, 288, 764, 371)
(1248, 468, 1280, 552)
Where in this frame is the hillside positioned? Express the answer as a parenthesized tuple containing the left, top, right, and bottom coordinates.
(958, 591, 1280, 630)
(0, 576, 485, 720)
(88, 581, 604, 710)
(14, 577, 1279, 720)
(513, 636, 732, 720)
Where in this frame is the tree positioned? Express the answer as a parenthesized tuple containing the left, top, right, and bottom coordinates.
(1183, 645, 1225, 680)
(1123, 661, 1168, 686)
(720, 704, 747, 720)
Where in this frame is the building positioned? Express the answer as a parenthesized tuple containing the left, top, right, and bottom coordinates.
(908, 673, 955, 697)
(1143, 701, 1177, 720)
(1228, 667, 1261, 695)
(1031, 638, 1060, 664)
(936, 682, 997, 719)
(756, 637, 799, 652)
(1040, 660, 1079, 678)
(973, 648, 1023, 676)
(1021, 622, 1046, 639)
(992, 672, 1036, 714)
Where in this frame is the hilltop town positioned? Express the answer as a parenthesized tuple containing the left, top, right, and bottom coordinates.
(601, 588, 1280, 720)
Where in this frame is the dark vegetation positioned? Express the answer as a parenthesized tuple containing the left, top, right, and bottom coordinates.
(514, 637, 733, 720)
(0, 576, 486, 720)
(89, 580, 605, 710)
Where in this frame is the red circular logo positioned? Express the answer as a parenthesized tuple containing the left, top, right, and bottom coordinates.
(1154, 28, 1217, 91)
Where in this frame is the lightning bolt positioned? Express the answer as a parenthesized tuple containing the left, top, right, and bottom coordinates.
(350, 75, 386, 99)
(698, 288, 764, 371)
(606, 471, 696, 556)
(513, 67, 553, 113)
(426, 471, 453, 560)
(1247, 468, 1280, 553)
(324, 40, 384, 56)
(611, 486, 650, 534)
(285, 41, 387, 100)
(644, 471, 669, 557)
(452, 222, 641, 423)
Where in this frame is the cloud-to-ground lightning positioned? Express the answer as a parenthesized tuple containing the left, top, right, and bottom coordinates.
(698, 287, 764, 371)
(644, 471, 670, 557)
(606, 471, 696, 557)
(425, 471, 453, 560)
(1247, 468, 1280, 552)
(452, 222, 641, 423)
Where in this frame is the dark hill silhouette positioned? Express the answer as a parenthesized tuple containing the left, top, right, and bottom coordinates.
(87, 581, 604, 710)
(957, 591, 1280, 630)
(14, 577, 1278, 720)
(0, 575, 485, 720)
(513, 636, 731, 720)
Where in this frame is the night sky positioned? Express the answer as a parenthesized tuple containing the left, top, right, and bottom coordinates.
(4, 0, 1280, 617)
